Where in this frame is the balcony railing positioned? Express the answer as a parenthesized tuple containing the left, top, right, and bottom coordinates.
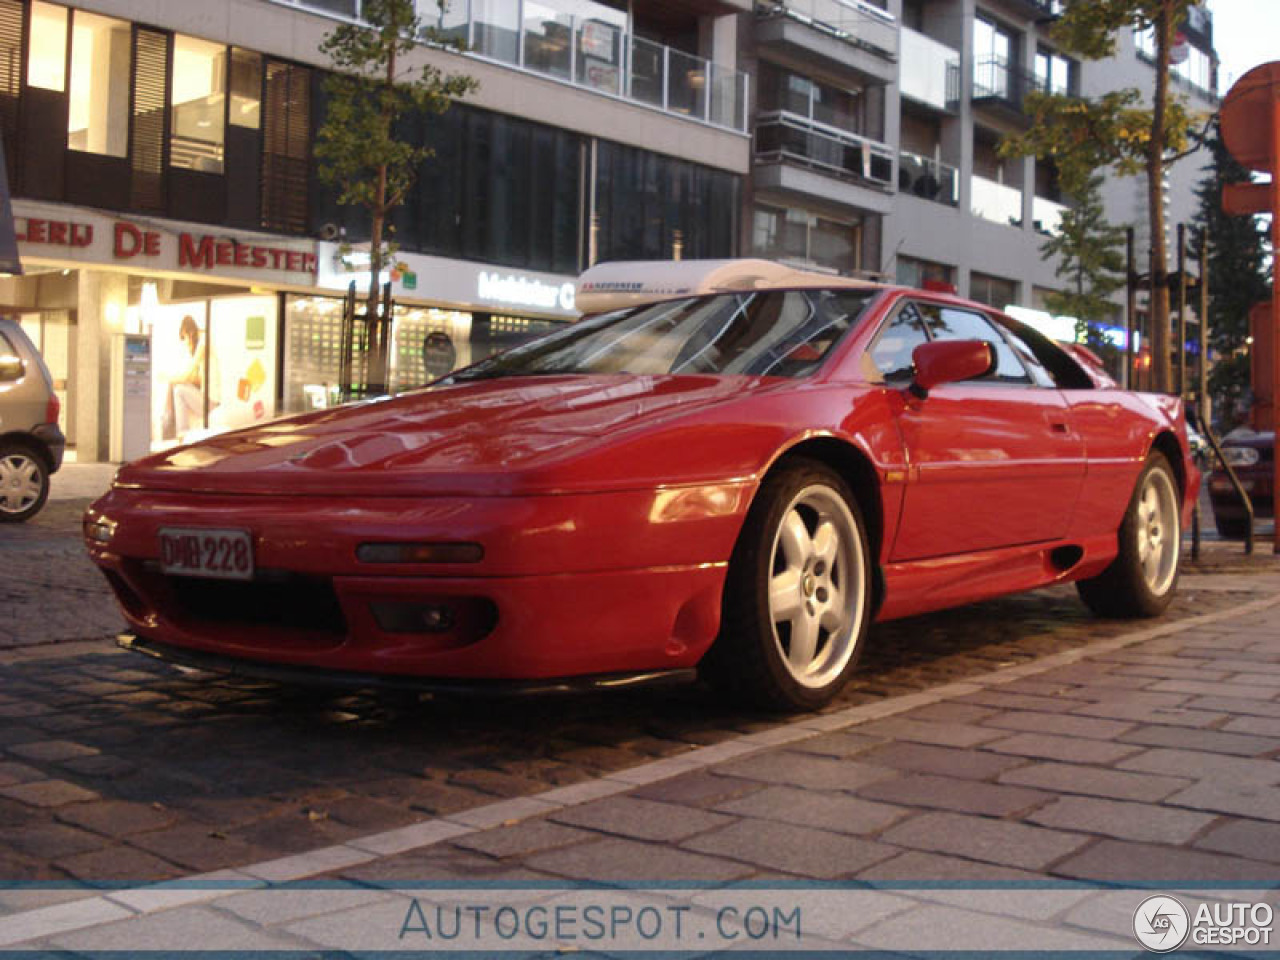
(971, 175, 1023, 228)
(899, 151, 958, 206)
(264, 0, 750, 133)
(755, 110, 894, 188)
(973, 55, 1039, 114)
(756, 0, 898, 61)
(1033, 196, 1067, 236)
(900, 27, 959, 111)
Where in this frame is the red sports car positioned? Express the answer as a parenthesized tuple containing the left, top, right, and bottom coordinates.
(84, 260, 1199, 710)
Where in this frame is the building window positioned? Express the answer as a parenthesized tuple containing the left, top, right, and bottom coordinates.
(970, 271, 1018, 308)
(1035, 49, 1075, 96)
(27, 1, 67, 92)
(68, 10, 131, 157)
(895, 255, 953, 289)
(973, 16, 1016, 99)
(753, 204, 860, 275)
(759, 61, 863, 132)
(229, 48, 262, 129)
(171, 35, 227, 173)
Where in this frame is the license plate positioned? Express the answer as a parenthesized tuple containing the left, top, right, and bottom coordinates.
(158, 528, 254, 581)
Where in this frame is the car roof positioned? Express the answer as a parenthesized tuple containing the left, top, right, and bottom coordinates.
(576, 259, 886, 314)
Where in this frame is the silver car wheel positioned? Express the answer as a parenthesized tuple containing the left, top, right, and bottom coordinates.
(767, 484, 866, 690)
(0, 452, 44, 515)
(1136, 464, 1179, 597)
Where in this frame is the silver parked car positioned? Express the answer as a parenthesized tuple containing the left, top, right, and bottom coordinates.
(0, 317, 64, 521)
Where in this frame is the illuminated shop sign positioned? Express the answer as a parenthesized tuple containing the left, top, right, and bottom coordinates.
(477, 272, 576, 312)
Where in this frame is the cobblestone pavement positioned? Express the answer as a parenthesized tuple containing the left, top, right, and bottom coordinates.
(0, 566, 1277, 951)
(0, 498, 1274, 886)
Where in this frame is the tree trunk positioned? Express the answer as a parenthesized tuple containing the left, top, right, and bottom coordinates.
(1147, 3, 1173, 393)
(366, 45, 397, 395)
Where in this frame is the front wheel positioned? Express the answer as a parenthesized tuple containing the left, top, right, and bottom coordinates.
(1077, 452, 1181, 618)
(702, 460, 872, 711)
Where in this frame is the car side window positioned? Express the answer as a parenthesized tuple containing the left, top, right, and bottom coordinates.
(868, 302, 932, 382)
(921, 304, 1032, 385)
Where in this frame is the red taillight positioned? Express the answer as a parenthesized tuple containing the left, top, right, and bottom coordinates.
(45, 392, 60, 425)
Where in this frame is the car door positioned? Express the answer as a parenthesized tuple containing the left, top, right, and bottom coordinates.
(879, 301, 1087, 562)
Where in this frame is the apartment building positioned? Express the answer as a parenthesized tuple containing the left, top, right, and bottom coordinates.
(0, 0, 749, 460)
(742, 0, 1219, 333)
(0, 0, 1219, 462)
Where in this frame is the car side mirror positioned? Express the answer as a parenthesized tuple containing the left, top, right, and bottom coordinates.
(909, 339, 993, 399)
(0, 354, 24, 383)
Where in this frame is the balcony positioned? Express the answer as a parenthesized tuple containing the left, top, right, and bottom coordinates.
(972, 175, 1023, 228)
(972, 55, 1039, 120)
(1033, 196, 1067, 236)
(899, 151, 958, 207)
(900, 28, 959, 112)
(756, 111, 894, 188)
(756, 0, 897, 85)
(265, 0, 750, 133)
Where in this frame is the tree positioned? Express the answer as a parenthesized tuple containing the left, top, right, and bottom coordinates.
(316, 0, 477, 393)
(1001, 0, 1205, 393)
(1039, 172, 1127, 364)
(1191, 117, 1271, 429)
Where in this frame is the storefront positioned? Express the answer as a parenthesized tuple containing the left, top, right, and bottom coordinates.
(289, 245, 580, 413)
(2, 198, 317, 460)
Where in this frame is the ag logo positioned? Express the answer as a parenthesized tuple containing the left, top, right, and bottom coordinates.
(1134, 895, 1190, 952)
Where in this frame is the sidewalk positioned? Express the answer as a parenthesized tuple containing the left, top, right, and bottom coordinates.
(1, 567, 1278, 953)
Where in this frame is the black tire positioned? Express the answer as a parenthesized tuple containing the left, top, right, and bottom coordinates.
(701, 459, 872, 711)
(0, 442, 50, 523)
(1077, 452, 1181, 618)
(1212, 514, 1248, 539)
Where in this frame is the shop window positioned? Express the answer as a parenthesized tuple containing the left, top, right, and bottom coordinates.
(68, 10, 131, 158)
(895, 255, 953, 289)
(27, 2, 66, 92)
(171, 35, 226, 173)
(229, 48, 261, 129)
(969, 271, 1018, 309)
(752, 204, 859, 275)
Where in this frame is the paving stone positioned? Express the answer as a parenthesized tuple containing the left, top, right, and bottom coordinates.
(629, 770, 762, 808)
(550, 796, 733, 842)
(1111, 663, 1231, 682)
(1184, 696, 1280, 719)
(0, 822, 108, 860)
(712, 752, 898, 792)
(878, 811, 1090, 871)
(856, 850, 1045, 882)
(1053, 838, 1277, 883)
(453, 820, 596, 860)
(856, 742, 1027, 781)
(1026, 796, 1215, 844)
(1194, 818, 1280, 863)
(341, 841, 547, 884)
(6, 740, 99, 763)
(983, 733, 1142, 765)
(219, 887, 397, 927)
(0, 762, 45, 786)
(902, 703, 999, 724)
(955, 690, 1080, 714)
(713, 785, 909, 835)
(55, 844, 182, 883)
(854, 903, 1129, 953)
(526, 836, 753, 883)
(1118, 747, 1280, 784)
(320, 795, 415, 832)
(788, 731, 888, 758)
(1146, 679, 1280, 700)
(682, 819, 898, 878)
(852, 718, 1006, 748)
(1164, 781, 1280, 822)
(857, 774, 1050, 817)
(1116, 725, 1278, 757)
(127, 824, 269, 872)
(50, 905, 309, 952)
(981, 711, 1136, 740)
(0, 780, 99, 808)
(997, 762, 1190, 802)
(1223, 715, 1280, 738)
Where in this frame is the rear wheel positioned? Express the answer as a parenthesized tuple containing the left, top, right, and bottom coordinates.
(1077, 452, 1180, 618)
(0, 443, 50, 523)
(702, 460, 872, 711)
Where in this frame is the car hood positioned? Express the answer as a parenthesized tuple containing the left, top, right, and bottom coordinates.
(115, 374, 789, 496)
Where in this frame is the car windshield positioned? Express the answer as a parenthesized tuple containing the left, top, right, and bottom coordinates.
(448, 289, 878, 381)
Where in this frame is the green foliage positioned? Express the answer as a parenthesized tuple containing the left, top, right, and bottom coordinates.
(1040, 173, 1126, 351)
(1192, 117, 1271, 428)
(315, 0, 477, 241)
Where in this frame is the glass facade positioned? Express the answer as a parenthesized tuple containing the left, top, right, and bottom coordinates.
(68, 10, 130, 157)
(171, 35, 227, 173)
